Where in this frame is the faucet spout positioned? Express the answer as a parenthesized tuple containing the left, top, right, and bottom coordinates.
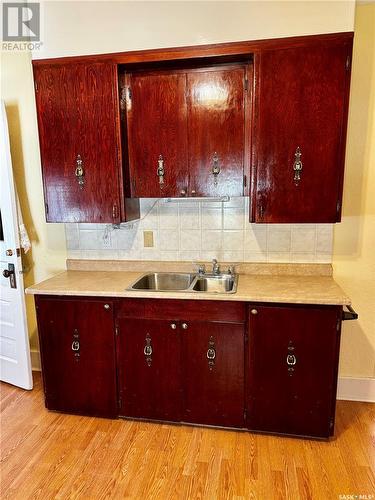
(212, 259, 220, 275)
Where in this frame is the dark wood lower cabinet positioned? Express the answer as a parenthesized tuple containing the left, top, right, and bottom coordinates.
(116, 300, 246, 427)
(35, 296, 343, 438)
(118, 318, 183, 421)
(246, 304, 342, 438)
(182, 321, 244, 427)
(35, 296, 118, 417)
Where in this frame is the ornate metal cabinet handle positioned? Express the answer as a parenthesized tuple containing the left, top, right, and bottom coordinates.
(207, 336, 216, 370)
(75, 155, 85, 189)
(287, 341, 296, 375)
(157, 155, 165, 186)
(144, 333, 153, 367)
(212, 152, 220, 186)
(72, 328, 80, 361)
(72, 340, 80, 351)
(293, 147, 303, 186)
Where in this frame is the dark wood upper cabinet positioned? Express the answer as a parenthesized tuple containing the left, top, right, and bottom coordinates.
(125, 71, 189, 198)
(187, 66, 248, 197)
(34, 62, 138, 223)
(124, 64, 249, 198)
(35, 296, 118, 417)
(251, 39, 352, 223)
(246, 304, 342, 438)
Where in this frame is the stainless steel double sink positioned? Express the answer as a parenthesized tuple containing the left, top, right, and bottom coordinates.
(127, 272, 238, 294)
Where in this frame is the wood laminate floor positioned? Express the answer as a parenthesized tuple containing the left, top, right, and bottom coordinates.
(1, 373, 374, 500)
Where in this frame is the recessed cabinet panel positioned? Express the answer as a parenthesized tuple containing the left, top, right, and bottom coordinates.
(247, 304, 342, 437)
(125, 72, 189, 198)
(253, 42, 352, 223)
(187, 67, 247, 197)
(183, 320, 245, 427)
(36, 297, 117, 417)
(118, 318, 183, 421)
(34, 63, 123, 223)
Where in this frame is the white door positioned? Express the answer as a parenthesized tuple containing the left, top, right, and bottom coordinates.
(0, 101, 32, 390)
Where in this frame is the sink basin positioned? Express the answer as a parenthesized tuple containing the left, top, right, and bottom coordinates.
(192, 274, 238, 294)
(128, 271, 238, 294)
(128, 272, 195, 291)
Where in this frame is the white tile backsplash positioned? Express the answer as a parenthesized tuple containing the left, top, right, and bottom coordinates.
(65, 198, 334, 263)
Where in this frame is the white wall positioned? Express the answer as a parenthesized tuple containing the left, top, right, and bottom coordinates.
(33, 1, 355, 60)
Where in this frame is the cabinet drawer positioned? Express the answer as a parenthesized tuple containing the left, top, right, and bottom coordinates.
(117, 298, 245, 322)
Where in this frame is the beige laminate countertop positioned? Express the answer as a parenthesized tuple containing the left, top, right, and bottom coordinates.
(25, 269, 351, 306)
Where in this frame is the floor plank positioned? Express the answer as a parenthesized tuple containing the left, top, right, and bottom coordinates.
(0, 373, 374, 500)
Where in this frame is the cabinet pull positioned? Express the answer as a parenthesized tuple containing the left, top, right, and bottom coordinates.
(144, 333, 153, 367)
(72, 328, 80, 361)
(250, 308, 258, 315)
(75, 155, 85, 189)
(293, 147, 303, 186)
(287, 341, 296, 375)
(72, 340, 80, 351)
(157, 155, 165, 186)
(211, 152, 220, 186)
(181, 323, 188, 330)
(207, 336, 216, 370)
(170, 323, 177, 330)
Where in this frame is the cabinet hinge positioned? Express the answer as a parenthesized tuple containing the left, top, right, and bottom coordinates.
(346, 55, 351, 71)
(120, 87, 127, 110)
(112, 204, 119, 220)
(336, 318, 341, 332)
(115, 325, 119, 336)
(244, 174, 247, 188)
(34, 81, 38, 92)
(45, 202, 49, 215)
(259, 204, 264, 219)
(128, 87, 132, 101)
(244, 409, 247, 420)
(244, 331, 248, 343)
(118, 397, 122, 409)
(244, 78, 249, 91)
(336, 199, 341, 216)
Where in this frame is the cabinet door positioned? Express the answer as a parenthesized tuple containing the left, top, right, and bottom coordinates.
(253, 40, 352, 222)
(36, 298, 117, 417)
(247, 304, 341, 437)
(183, 321, 244, 427)
(34, 63, 122, 223)
(125, 71, 188, 198)
(118, 318, 183, 421)
(187, 66, 247, 197)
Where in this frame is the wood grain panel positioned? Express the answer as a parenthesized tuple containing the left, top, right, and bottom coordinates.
(35, 296, 118, 417)
(34, 63, 123, 223)
(252, 41, 352, 223)
(247, 303, 342, 438)
(125, 71, 189, 197)
(118, 318, 183, 421)
(183, 321, 245, 427)
(187, 66, 247, 196)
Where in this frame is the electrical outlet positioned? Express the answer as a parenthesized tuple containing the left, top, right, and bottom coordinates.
(102, 232, 111, 248)
(143, 231, 154, 248)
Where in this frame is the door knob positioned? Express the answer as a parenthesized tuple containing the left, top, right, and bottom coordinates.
(3, 269, 11, 278)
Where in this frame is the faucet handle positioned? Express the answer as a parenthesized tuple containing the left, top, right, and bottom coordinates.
(193, 262, 206, 275)
(227, 265, 236, 275)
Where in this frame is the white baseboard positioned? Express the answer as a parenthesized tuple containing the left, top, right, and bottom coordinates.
(337, 377, 375, 402)
(30, 349, 41, 372)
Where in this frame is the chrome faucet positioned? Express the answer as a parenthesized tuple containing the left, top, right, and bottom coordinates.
(212, 259, 220, 275)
